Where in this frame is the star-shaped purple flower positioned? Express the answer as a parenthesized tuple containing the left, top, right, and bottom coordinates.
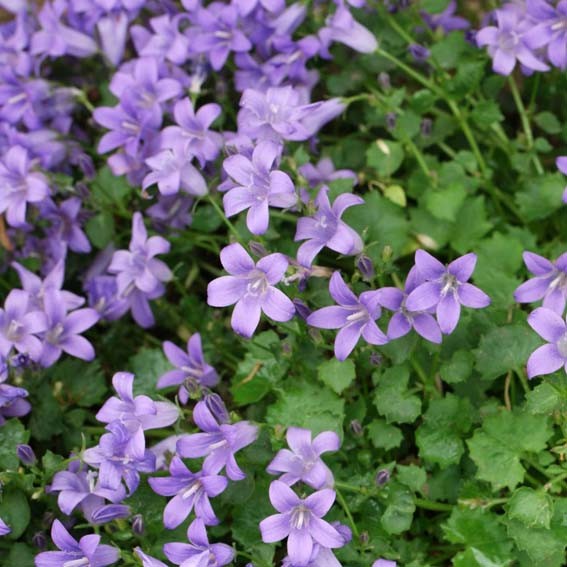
(260, 480, 344, 567)
(515, 251, 567, 313)
(35, 520, 119, 567)
(267, 427, 340, 489)
(158, 334, 219, 403)
(223, 141, 297, 235)
(148, 456, 228, 529)
(527, 307, 567, 378)
(405, 251, 490, 335)
(294, 186, 364, 267)
(307, 272, 388, 361)
(163, 519, 235, 567)
(207, 243, 295, 338)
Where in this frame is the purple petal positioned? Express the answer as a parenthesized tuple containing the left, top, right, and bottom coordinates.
(307, 306, 351, 329)
(261, 288, 295, 322)
(448, 253, 477, 282)
(405, 282, 442, 311)
(207, 276, 247, 307)
(257, 253, 288, 284)
(231, 296, 262, 338)
(514, 277, 553, 304)
(412, 313, 442, 344)
(414, 250, 445, 280)
(287, 529, 313, 566)
(219, 243, 255, 275)
(523, 251, 553, 276)
(260, 513, 291, 543)
(334, 322, 363, 360)
(436, 293, 461, 334)
(269, 480, 301, 512)
(309, 516, 344, 548)
(457, 283, 490, 308)
(361, 320, 388, 345)
(387, 312, 412, 340)
(527, 344, 565, 379)
(328, 271, 358, 306)
(527, 308, 566, 342)
(312, 431, 340, 455)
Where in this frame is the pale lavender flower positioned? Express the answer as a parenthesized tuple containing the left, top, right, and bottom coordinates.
(527, 307, 567, 378)
(379, 267, 442, 343)
(161, 97, 223, 167)
(237, 86, 346, 143)
(405, 251, 490, 335)
(0, 289, 47, 359)
(39, 290, 99, 367)
(108, 212, 172, 328)
(134, 547, 167, 567)
(135, 14, 190, 65)
(319, 4, 378, 54)
(177, 399, 258, 481)
(295, 186, 364, 267)
(0, 374, 30, 425)
(85, 276, 130, 322)
(83, 421, 156, 494)
(158, 334, 219, 403)
(514, 251, 567, 313)
(0, 517, 10, 536)
(89, 504, 131, 525)
(299, 157, 357, 188)
(267, 427, 339, 489)
(163, 519, 235, 567)
(422, 0, 470, 32)
(260, 481, 344, 567)
(556, 156, 567, 203)
(307, 271, 387, 360)
(97, 12, 130, 66)
(476, 7, 549, 75)
(373, 560, 397, 567)
(0, 145, 50, 227)
(223, 141, 297, 235)
(146, 193, 194, 232)
(207, 243, 295, 338)
(148, 456, 228, 529)
(192, 3, 253, 70)
(41, 197, 91, 253)
(143, 146, 207, 196)
(96, 372, 179, 431)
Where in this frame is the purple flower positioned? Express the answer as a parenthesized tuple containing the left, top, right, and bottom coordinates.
(299, 157, 357, 188)
(108, 212, 172, 328)
(192, 3, 253, 71)
(405, 251, 490, 335)
(35, 519, 119, 567)
(379, 268, 442, 344)
(556, 156, 567, 203)
(83, 421, 156, 493)
(177, 399, 258, 481)
(17, 443, 36, 465)
(143, 147, 207, 197)
(294, 186, 364, 267)
(237, 86, 345, 143)
(307, 272, 387, 360)
(86, 276, 130, 322)
(422, 0, 470, 32)
(148, 456, 228, 529)
(409, 43, 431, 61)
(96, 371, 179, 431)
(267, 427, 339, 489)
(163, 518, 235, 567)
(0, 145, 50, 227)
(223, 141, 297, 235)
(526, 307, 567, 378)
(514, 251, 567, 313)
(207, 243, 295, 338)
(50, 464, 127, 520)
(135, 15, 191, 65)
(259, 481, 344, 567)
(0, 517, 10, 536)
(476, 7, 549, 75)
(89, 504, 131, 525)
(161, 97, 223, 167)
(0, 289, 47, 360)
(39, 290, 99, 367)
(373, 561, 397, 567)
(0, 374, 30, 425)
(41, 197, 91, 253)
(134, 547, 168, 567)
(319, 4, 378, 54)
(158, 334, 219, 403)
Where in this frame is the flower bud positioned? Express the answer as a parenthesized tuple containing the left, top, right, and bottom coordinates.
(204, 393, 230, 424)
(386, 112, 397, 131)
(409, 43, 430, 62)
(32, 532, 47, 550)
(375, 469, 391, 486)
(132, 514, 144, 536)
(17, 444, 36, 466)
(421, 118, 433, 137)
(293, 298, 311, 320)
(90, 504, 131, 525)
(369, 352, 383, 366)
(249, 241, 268, 258)
(359, 531, 369, 545)
(350, 419, 363, 436)
(356, 254, 375, 281)
(378, 72, 391, 91)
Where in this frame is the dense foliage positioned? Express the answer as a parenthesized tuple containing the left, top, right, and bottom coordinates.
(1, 0, 567, 566)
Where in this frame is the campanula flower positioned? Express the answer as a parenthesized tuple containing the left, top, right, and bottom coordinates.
(207, 243, 295, 338)
(526, 307, 567, 378)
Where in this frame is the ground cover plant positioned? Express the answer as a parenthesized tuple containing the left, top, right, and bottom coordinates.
(1, 0, 567, 565)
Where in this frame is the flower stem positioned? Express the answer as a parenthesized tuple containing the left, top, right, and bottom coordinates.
(207, 194, 244, 244)
(414, 497, 453, 512)
(335, 487, 360, 538)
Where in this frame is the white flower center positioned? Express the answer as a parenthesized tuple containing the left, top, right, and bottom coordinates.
(290, 505, 311, 530)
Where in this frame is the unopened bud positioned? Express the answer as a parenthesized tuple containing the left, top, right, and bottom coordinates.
(369, 352, 383, 367)
(386, 112, 397, 131)
(132, 514, 144, 536)
(204, 393, 230, 424)
(421, 118, 433, 137)
(382, 245, 393, 262)
(409, 43, 430, 62)
(350, 419, 363, 436)
(90, 504, 131, 525)
(359, 531, 369, 545)
(32, 532, 47, 550)
(17, 444, 36, 466)
(293, 298, 311, 320)
(249, 241, 268, 258)
(375, 469, 391, 486)
(378, 72, 391, 90)
(356, 254, 375, 281)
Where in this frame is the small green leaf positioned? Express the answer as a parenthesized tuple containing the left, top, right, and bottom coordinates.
(373, 365, 421, 424)
(0, 419, 29, 470)
(85, 212, 114, 249)
(534, 111, 561, 134)
(507, 487, 553, 529)
(0, 490, 30, 538)
(128, 349, 171, 396)
(367, 419, 403, 450)
(440, 350, 475, 384)
(425, 184, 467, 222)
(381, 482, 416, 534)
(397, 465, 426, 493)
(366, 140, 404, 177)
(318, 358, 356, 395)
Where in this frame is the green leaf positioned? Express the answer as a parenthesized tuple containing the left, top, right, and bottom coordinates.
(0, 419, 28, 470)
(516, 174, 564, 221)
(0, 489, 30, 539)
(85, 211, 115, 249)
(420, 0, 450, 12)
(430, 33, 467, 69)
(3, 543, 35, 567)
(416, 394, 473, 468)
(91, 166, 131, 206)
(525, 382, 562, 415)
(29, 380, 64, 441)
(534, 111, 561, 134)
(381, 482, 416, 534)
(383, 185, 407, 207)
(48, 359, 107, 408)
(367, 419, 403, 450)
(373, 365, 421, 424)
(439, 350, 475, 384)
(318, 358, 356, 395)
(507, 487, 553, 529)
(267, 381, 345, 437)
(129, 348, 171, 396)
(471, 101, 504, 130)
(397, 465, 426, 493)
(449, 197, 492, 255)
(474, 324, 541, 381)
(192, 204, 224, 233)
(366, 140, 404, 177)
(424, 183, 467, 222)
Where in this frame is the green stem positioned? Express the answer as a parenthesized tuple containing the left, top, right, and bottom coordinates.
(335, 487, 360, 538)
(207, 195, 243, 243)
(508, 76, 544, 175)
(414, 497, 453, 512)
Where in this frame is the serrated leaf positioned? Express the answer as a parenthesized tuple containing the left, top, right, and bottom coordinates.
(440, 350, 474, 384)
(0, 419, 29, 470)
(128, 348, 171, 396)
(397, 465, 426, 493)
(381, 482, 416, 534)
(318, 358, 356, 394)
(366, 140, 404, 177)
(425, 184, 467, 222)
(373, 365, 421, 424)
(507, 487, 553, 529)
(367, 419, 403, 450)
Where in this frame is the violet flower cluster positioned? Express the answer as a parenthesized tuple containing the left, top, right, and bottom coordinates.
(260, 426, 351, 567)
